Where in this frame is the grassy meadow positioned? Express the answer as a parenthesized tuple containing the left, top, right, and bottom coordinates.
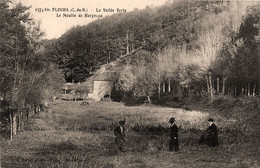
(0, 99, 259, 168)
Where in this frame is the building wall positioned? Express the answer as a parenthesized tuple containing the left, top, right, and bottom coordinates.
(87, 81, 113, 101)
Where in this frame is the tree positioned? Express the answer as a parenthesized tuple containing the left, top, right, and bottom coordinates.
(0, 0, 64, 139)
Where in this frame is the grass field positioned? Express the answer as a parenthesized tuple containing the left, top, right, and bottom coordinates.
(0, 99, 259, 168)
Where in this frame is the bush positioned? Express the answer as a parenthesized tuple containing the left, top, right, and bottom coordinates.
(110, 87, 124, 102)
(239, 97, 259, 111)
(208, 96, 259, 113)
(210, 96, 238, 110)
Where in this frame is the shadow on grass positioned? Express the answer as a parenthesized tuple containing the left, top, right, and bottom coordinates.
(35, 141, 80, 155)
(2, 153, 108, 168)
(1, 141, 111, 168)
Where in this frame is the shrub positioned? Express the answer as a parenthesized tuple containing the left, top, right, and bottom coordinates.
(210, 96, 238, 110)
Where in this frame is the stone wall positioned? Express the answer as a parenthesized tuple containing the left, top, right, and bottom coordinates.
(88, 81, 113, 101)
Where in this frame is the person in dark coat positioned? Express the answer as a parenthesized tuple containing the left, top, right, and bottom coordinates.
(114, 120, 126, 152)
(169, 117, 179, 151)
(204, 118, 219, 147)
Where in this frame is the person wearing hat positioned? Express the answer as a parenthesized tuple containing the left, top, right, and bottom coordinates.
(204, 118, 219, 147)
(169, 117, 179, 151)
(114, 119, 126, 152)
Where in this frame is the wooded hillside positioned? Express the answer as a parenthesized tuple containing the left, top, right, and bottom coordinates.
(43, 0, 259, 99)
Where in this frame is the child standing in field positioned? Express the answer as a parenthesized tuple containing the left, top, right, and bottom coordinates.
(169, 117, 179, 152)
(114, 120, 126, 152)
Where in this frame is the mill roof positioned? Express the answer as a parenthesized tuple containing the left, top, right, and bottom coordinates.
(93, 71, 118, 81)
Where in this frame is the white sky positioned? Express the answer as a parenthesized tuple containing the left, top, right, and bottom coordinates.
(19, 0, 168, 39)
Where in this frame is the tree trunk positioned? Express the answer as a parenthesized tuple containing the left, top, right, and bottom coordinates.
(108, 51, 111, 63)
(222, 77, 226, 95)
(38, 105, 41, 113)
(248, 83, 250, 96)
(158, 73, 161, 100)
(168, 78, 171, 93)
(158, 83, 161, 100)
(34, 105, 37, 114)
(32, 105, 35, 115)
(163, 82, 165, 93)
(9, 112, 12, 141)
(206, 75, 210, 94)
(21, 110, 24, 130)
(131, 32, 134, 51)
(231, 84, 234, 96)
(209, 74, 213, 99)
(17, 110, 21, 131)
(188, 85, 191, 98)
(126, 30, 129, 54)
(217, 77, 219, 95)
(27, 108, 29, 119)
(235, 85, 237, 96)
(12, 113, 17, 136)
(253, 83, 256, 96)
(147, 95, 151, 104)
(245, 85, 248, 96)
(213, 82, 215, 94)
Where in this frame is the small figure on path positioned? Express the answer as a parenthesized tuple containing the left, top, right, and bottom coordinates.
(169, 117, 179, 152)
(114, 119, 126, 152)
(204, 118, 219, 147)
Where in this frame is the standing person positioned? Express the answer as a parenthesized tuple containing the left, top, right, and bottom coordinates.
(169, 117, 179, 152)
(114, 120, 126, 152)
(204, 118, 219, 147)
